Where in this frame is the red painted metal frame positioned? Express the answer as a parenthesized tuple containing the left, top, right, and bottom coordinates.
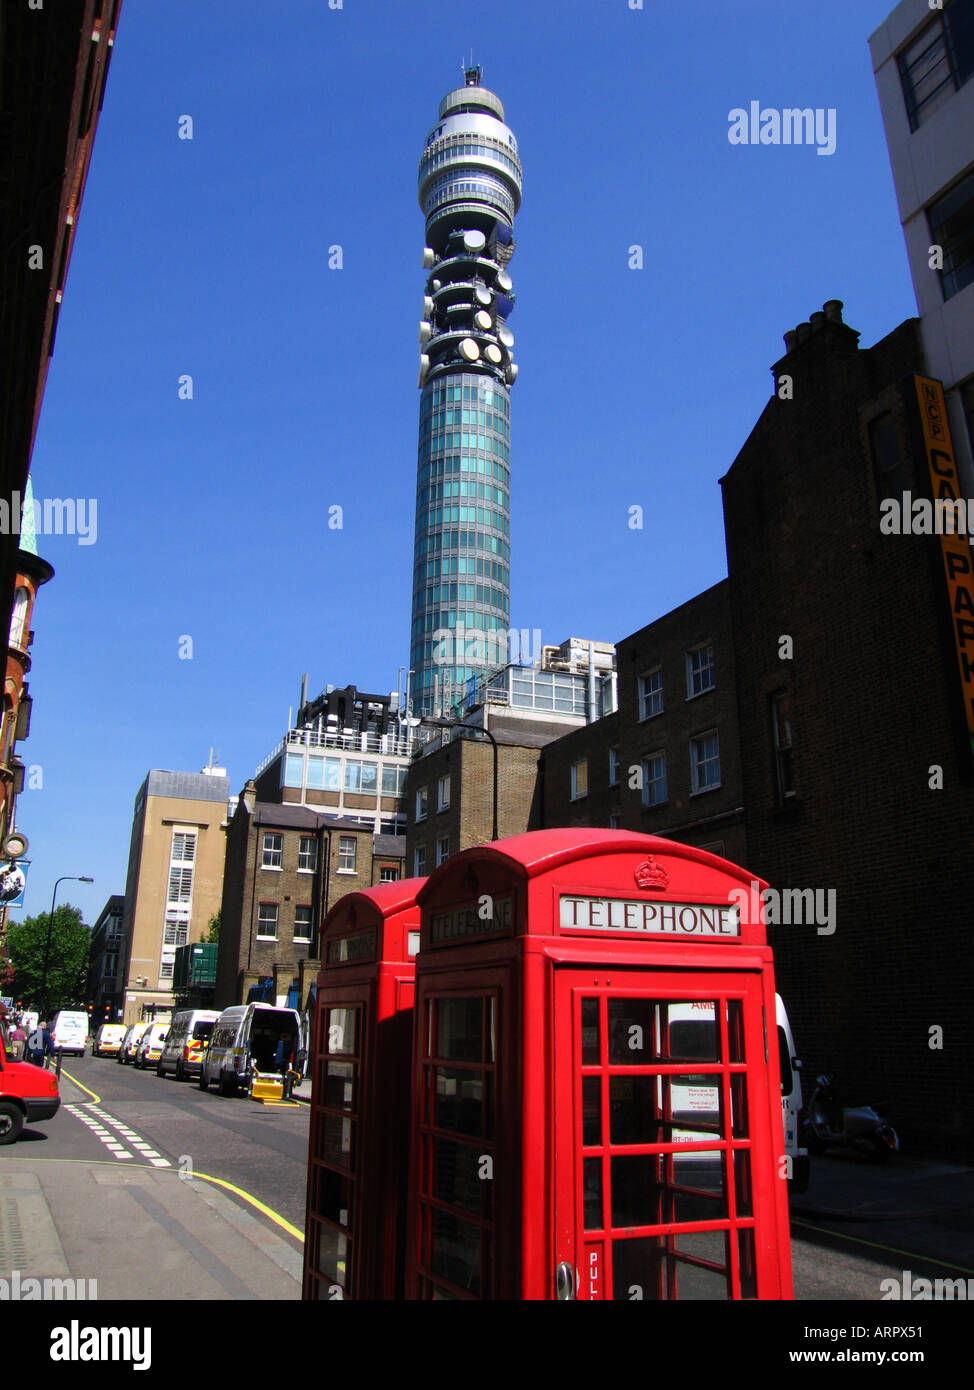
(406, 829, 793, 1301)
(302, 878, 423, 1301)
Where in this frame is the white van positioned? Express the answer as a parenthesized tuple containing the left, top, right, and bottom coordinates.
(118, 1022, 150, 1064)
(92, 1024, 127, 1057)
(51, 1011, 88, 1057)
(157, 1009, 220, 1081)
(199, 1003, 303, 1097)
(666, 994, 808, 1190)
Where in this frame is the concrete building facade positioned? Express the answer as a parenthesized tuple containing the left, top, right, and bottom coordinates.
(119, 768, 230, 1025)
(871, 0, 974, 491)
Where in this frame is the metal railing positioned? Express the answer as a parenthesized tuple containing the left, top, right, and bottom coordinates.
(255, 726, 416, 777)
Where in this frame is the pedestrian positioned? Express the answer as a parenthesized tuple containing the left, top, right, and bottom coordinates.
(8, 1021, 26, 1060)
(26, 1020, 55, 1068)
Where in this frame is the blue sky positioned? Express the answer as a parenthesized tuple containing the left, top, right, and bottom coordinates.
(14, 0, 913, 927)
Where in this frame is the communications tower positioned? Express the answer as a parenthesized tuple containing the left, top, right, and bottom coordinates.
(409, 67, 522, 717)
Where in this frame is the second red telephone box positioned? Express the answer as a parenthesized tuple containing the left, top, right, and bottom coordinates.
(405, 829, 793, 1301)
(303, 878, 423, 1301)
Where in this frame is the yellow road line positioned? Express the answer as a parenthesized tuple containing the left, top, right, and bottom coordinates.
(791, 1217, 974, 1276)
(190, 1169, 304, 1241)
(21, 1156, 304, 1243)
(58, 1069, 101, 1103)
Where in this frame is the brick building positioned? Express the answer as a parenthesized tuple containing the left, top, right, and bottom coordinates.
(437, 303, 972, 1154)
(542, 584, 746, 867)
(216, 783, 405, 1009)
(406, 641, 616, 871)
(720, 305, 973, 1154)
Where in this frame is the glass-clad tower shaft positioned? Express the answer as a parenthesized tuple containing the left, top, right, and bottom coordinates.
(410, 68, 522, 718)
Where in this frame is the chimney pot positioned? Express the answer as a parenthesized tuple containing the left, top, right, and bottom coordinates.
(783, 330, 798, 353)
(796, 322, 812, 344)
(823, 299, 843, 323)
(810, 311, 826, 331)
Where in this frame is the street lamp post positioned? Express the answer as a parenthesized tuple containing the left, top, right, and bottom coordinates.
(41, 874, 93, 1016)
(421, 717, 499, 842)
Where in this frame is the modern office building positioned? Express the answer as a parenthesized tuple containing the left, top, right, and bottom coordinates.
(410, 66, 522, 716)
(406, 639, 617, 872)
(871, 0, 974, 491)
(118, 766, 231, 1024)
(218, 679, 410, 1008)
(253, 682, 411, 835)
(88, 894, 125, 1024)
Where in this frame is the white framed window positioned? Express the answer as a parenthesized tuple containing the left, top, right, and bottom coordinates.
(437, 774, 451, 811)
(414, 845, 427, 876)
(344, 760, 378, 794)
(285, 753, 304, 788)
(570, 758, 588, 801)
(293, 906, 313, 942)
(686, 645, 715, 698)
(261, 832, 283, 869)
(379, 865, 399, 882)
(639, 669, 663, 720)
(690, 732, 721, 794)
(307, 755, 341, 791)
(298, 835, 318, 873)
(8, 588, 29, 648)
(163, 916, 189, 947)
(167, 866, 193, 903)
(416, 787, 429, 821)
(257, 903, 279, 940)
(338, 836, 357, 873)
(436, 835, 450, 867)
(381, 765, 408, 797)
(159, 960, 174, 980)
(171, 831, 196, 863)
(608, 747, 620, 786)
(641, 753, 667, 807)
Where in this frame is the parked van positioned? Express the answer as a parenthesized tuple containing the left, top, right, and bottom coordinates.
(157, 1009, 219, 1081)
(118, 1022, 150, 1064)
(92, 1024, 127, 1057)
(51, 1011, 88, 1057)
(666, 993, 808, 1189)
(199, 1003, 303, 1096)
(134, 1023, 170, 1070)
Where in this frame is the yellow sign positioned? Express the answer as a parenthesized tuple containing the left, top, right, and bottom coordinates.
(912, 376, 974, 751)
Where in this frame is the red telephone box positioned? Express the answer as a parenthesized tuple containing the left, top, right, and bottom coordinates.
(406, 829, 793, 1300)
(303, 878, 423, 1301)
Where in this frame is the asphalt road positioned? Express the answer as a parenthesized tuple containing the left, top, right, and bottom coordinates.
(41, 1049, 310, 1234)
(16, 1050, 973, 1304)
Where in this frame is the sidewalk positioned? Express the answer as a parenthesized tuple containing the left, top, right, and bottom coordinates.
(0, 1072, 305, 1301)
(790, 1149, 974, 1276)
(0, 1159, 302, 1300)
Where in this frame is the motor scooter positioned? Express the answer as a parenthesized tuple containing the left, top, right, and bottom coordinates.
(803, 1074, 899, 1162)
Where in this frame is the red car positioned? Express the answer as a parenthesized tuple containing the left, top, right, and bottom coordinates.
(0, 1030, 60, 1144)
